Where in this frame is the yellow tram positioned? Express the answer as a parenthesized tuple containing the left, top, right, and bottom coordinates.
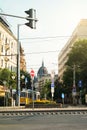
(20, 89, 40, 105)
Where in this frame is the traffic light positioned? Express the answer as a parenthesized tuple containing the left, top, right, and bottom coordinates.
(25, 8, 37, 29)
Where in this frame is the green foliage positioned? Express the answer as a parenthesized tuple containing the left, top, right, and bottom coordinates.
(0, 68, 31, 90)
(0, 68, 11, 87)
(67, 39, 87, 66)
(20, 70, 31, 90)
(63, 39, 87, 99)
(41, 80, 51, 100)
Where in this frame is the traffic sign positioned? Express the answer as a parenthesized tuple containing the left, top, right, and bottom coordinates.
(78, 80, 82, 87)
(30, 69, 35, 78)
(51, 82, 54, 88)
(62, 93, 64, 99)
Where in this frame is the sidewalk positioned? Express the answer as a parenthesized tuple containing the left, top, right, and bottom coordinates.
(0, 104, 87, 112)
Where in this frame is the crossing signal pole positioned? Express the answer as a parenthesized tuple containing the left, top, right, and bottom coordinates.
(0, 9, 38, 106)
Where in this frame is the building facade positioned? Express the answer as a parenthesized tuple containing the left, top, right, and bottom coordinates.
(58, 19, 87, 80)
(0, 14, 26, 72)
(20, 45, 26, 71)
(0, 15, 17, 72)
(37, 61, 51, 93)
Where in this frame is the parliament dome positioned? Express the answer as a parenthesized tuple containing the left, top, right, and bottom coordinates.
(37, 61, 48, 78)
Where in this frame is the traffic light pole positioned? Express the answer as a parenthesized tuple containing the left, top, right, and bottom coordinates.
(0, 12, 37, 21)
(0, 10, 38, 106)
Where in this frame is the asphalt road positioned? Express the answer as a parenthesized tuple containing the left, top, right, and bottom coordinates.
(0, 113, 87, 130)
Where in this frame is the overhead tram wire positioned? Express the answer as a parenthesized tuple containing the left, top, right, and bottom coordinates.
(19, 35, 74, 41)
(19, 34, 87, 45)
(20, 34, 87, 41)
(24, 50, 60, 55)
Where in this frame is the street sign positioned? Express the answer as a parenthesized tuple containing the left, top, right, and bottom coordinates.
(72, 88, 76, 96)
(62, 93, 64, 99)
(78, 80, 82, 87)
(30, 69, 35, 78)
(25, 77, 28, 84)
(51, 82, 54, 88)
(51, 82, 54, 94)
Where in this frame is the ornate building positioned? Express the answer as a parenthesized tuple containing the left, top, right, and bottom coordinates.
(37, 61, 51, 93)
(37, 60, 48, 78)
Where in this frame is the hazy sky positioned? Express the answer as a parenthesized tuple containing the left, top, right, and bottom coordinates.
(1, 0, 87, 75)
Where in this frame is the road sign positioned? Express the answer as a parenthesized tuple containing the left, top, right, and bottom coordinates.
(51, 87, 54, 93)
(78, 80, 82, 87)
(72, 88, 76, 96)
(62, 93, 64, 99)
(30, 69, 35, 78)
(51, 82, 54, 88)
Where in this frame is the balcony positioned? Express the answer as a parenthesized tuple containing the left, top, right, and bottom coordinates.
(5, 43, 10, 50)
(4, 56, 9, 62)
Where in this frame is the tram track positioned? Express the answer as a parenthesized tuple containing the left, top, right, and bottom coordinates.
(0, 107, 87, 116)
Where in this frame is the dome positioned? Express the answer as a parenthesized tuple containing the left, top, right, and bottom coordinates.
(37, 61, 48, 78)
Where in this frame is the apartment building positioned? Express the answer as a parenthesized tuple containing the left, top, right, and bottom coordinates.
(0, 15, 17, 72)
(0, 14, 26, 72)
(58, 19, 87, 80)
(20, 46, 26, 71)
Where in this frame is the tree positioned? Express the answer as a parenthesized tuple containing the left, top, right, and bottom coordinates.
(63, 39, 87, 103)
(20, 70, 31, 90)
(41, 80, 51, 100)
(0, 68, 11, 87)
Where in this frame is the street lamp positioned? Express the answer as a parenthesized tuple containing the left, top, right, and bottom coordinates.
(17, 24, 25, 106)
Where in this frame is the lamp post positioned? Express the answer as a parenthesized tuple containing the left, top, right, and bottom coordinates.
(17, 24, 25, 106)
(17, 24, 22, 106)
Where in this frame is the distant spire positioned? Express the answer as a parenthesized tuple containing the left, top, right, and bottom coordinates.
(42, 59, 44, 67)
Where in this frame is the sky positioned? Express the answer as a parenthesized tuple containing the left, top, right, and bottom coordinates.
(1, 0, 87, 76)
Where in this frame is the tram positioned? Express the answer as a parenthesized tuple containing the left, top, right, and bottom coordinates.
(20, 89, 40, 105)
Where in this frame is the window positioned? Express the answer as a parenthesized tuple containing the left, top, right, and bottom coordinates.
(1, 59, 3, 67)
(5, 38, 7, 44)
(0, 32, 1, 39)
(1, 45, 3, 52)
(11, 42, 13, 48)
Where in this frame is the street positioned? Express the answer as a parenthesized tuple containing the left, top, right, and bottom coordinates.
(0, 113, 87, 130)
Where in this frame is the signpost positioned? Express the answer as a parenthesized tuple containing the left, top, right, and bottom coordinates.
(30, 69, 35, 78)
(62, 93, 64, 105)
(78, 80, 82, 104)
(30, 69, 35, 109)
(51, 70, 55, 101)
(78, 80, 82, 87)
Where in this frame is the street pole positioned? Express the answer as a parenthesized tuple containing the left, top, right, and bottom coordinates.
(72, 64, 76, 105)
(31, 78, 34, 109)
(17, 24, 20, 106)
(73, 64, 76, 88)
(0, 11, 38, 106)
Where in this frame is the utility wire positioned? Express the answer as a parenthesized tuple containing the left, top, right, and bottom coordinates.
(20, 34, 87, 41)
(24, 50, 59, 55)
(19, 35, 74, 40)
